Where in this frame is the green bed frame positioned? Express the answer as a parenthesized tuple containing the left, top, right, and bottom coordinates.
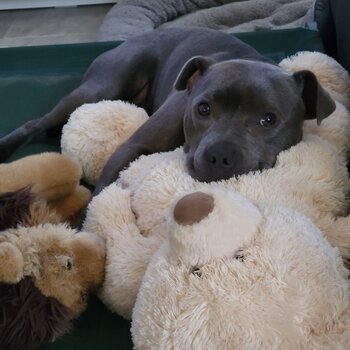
(0, 28, 324, 349)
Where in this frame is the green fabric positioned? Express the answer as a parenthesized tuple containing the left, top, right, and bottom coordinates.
(0, 29, 324, 349)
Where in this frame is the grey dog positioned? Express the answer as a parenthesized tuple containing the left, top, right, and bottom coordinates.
(0, 27, 335, 196)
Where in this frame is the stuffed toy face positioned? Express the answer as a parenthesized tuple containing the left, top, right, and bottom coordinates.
(0, 226, 105, 350)
(132, 188, 350, 349)
(32, 226, 106, 315)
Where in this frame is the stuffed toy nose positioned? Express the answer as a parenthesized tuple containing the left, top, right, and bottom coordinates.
(173, 192, 214, 226)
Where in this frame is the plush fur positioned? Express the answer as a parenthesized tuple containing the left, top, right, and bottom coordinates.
(61, 100, 148, 185)
(1, 223, 106, 311)
(0, 152, 91, 222)
(132, 188, 350, 349)
(0, 277, 73, 350)
(0, 189, 106, 349)
(63, 52, 350, 322)
(0, 187, 36, 230)
(0, 187, 63, 231)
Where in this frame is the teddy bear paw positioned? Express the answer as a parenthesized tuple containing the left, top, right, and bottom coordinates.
(84, 183, 139, 239)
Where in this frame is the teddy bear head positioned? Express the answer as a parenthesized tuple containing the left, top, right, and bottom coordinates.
(132, 188, 350, 349)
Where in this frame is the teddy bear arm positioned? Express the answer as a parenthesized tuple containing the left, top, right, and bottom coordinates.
(0, 241, 24, 283)
(84, 184, 139, 238)
(99, 233, 161, 319)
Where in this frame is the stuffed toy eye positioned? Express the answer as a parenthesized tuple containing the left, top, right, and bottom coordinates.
(66, 259, 73, 271)
(190, 266, 202, 277)
(57, 256, 74, 271)
(234, 250, 245, 262)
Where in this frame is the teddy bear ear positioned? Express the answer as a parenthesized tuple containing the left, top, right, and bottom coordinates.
(173, 192, 214, 226)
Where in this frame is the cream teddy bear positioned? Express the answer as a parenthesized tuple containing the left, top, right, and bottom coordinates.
(62, 52, 350, 320)
(132, 188, 350, 349)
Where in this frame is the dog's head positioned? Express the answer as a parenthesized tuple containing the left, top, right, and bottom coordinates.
(175, 57, 336, 182)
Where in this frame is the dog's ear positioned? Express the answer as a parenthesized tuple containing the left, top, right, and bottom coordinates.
(293, 70, 336, 125)
(174, 56, 214, 92)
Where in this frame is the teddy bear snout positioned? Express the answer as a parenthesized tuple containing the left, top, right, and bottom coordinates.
(173, 192, 214, 226)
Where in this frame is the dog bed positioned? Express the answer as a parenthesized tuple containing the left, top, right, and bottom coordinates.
(0, 28, 324, 349)
(96, 0, 315, 42)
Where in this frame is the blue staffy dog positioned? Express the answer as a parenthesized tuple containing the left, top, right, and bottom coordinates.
(0, 27, 335, 195)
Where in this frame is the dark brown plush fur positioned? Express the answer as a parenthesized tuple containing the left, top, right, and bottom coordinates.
(0, 187, 34, 231)
(0, 277, 73, 350)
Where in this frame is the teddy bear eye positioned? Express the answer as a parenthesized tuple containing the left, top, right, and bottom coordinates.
(234, 250, 245, 262)
(190, 266, 202, 277)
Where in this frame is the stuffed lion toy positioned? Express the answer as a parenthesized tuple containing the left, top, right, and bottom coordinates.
(0, 154, 105, 350)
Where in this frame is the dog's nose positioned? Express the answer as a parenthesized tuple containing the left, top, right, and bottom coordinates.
(204, 142, 237, 169)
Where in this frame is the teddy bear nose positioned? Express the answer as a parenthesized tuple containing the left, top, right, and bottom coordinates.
(173, 192, 214, 226)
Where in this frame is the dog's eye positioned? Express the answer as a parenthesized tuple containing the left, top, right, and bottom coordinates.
(190, 265, 202, 277)
(259, 113, 277, 127)
(198, 103, 210, 116)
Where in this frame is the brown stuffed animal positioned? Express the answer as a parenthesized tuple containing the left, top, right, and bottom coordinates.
(0, 187, 106, 350)
(0, 152, 91, 222)
(0, 152, 104, 350)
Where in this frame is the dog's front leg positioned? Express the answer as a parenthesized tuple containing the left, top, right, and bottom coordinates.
(93, 92, 187, 196)
(0, 45, 157, 162)
(0, 82, 106, 162)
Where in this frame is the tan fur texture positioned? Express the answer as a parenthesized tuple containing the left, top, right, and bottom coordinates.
(64, 52, 350, 324)
(0, 153, 82, 201)
(25, 196, 63, 226)
(0, 152, 91, 222)
(50, 185, 91, 222)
